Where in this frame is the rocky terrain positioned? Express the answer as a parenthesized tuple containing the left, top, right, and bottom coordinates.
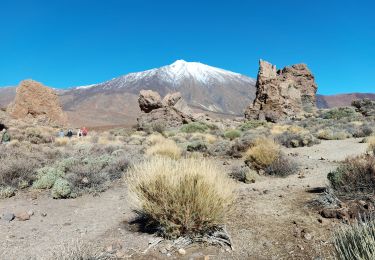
(1, 59, 375, 260)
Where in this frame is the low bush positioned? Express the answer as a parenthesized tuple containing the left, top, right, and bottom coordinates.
(367, 136, 375, 155)
(328, 154, 375, 195)
(224, 129, 241, 140)
(228, 165, 257, 183)
(180, 122, 209, 133)
(208, 140, 232, 157)
(128, 157, 235, 238)
(317, 129, 350, 140)
(245, 138, 281, 170)
(186, 141, 207, 152)
(0, 186, 16, 199)
(276, 131, 320, 148)
(239, 120, 267, 131)
(52, 178, 72, 199)
(321, 107, 359, 120)
(333, 217, 375, 260)
(264, 155, 298, 177)
(33, 167, 64, 189)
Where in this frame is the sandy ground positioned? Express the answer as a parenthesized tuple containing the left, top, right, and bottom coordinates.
(0, 138, 368, 260)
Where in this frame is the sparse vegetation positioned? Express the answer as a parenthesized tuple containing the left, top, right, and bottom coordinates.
(180, 122, 209, 133)
(146, 137, 182, 159)
(128, 157, 235, 238)
(333, 217, 375, 260)
(245, 138, 281, 170)
(239, 120, 267, 131)
(224, 129, 241, 140)
(328, 154, 375, 195)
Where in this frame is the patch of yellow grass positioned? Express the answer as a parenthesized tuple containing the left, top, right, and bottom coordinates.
(127, 157, 235, 238)
(191, 133, 217, 144)
(146, 138, 182, 159)
(146, 133, 166, 146)
(55, 137, 69, 146)
(245, 137, 281, 170)
(271, 124, 306, 135)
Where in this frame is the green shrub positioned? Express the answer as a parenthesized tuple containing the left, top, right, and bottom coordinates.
(239, 120, 267, 131)
(224, 130, 241, 140)
(33, 167, 64, 189)
(276, 131, 320, 148)
(180, 122, 209, 133)
(0, 186, 16, 199)
(328, 155, 375, 195)
(265, 155, 298, 177)
(321, 107, 359, 120)
(333, 218, 375, 260)
(52, 178, 72, 199)
(186, 141, 207, 152)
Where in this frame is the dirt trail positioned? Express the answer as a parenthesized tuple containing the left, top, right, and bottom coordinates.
(0, 139, 368, 260)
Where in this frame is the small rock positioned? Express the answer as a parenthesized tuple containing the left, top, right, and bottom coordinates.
(165, 244, 173, 251)
(41, 212, 47, 217)
(303, 233, 312, 240)
(15, 211, 30, 221)
(1, 213, 15, 222)
(178, 248, 186, 255)
(160, 248, 167, 254)
(27, 210, 34, 216)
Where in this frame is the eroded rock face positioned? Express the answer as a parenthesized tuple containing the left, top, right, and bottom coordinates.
(137, 91, 194, 129)
(352, 99, 375, 117)
(7, 80, 67, 125)
(245, 60, 318, 122)
(138, 90, 163, 113)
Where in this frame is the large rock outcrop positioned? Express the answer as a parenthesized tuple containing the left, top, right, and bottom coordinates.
(137, 90, 195, 129)
(245, 60, 318, 122)
(7, 80, 67, 126)
(352, 98, 375, 117)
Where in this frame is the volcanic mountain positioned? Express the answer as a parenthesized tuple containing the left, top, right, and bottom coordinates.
(60, 60, 257, 126)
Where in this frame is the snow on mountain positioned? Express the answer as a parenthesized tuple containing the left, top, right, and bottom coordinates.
(74, 60, 255, 91)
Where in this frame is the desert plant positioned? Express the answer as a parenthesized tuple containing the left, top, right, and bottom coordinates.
(239, 120, 267, 131)
(186, 141, 208, 152)
(33, 167, 64, 189)
(52, 178, 72, 199)
(245, 138, 281, 170)
(180, 122, 209, 133)
(265, 155, 298, 177)
(0, 186, 16, 199)
(146, 139, 182, 159)
(228, 165, 258, 183)
(321, 107, 359, 120)
(128, 157, 235, 238)
(276, 131, 320, 148)
(328, 154, 375, 195)
(224, 129, 241, 140)
(367, 136, 375, 155)
(333, 217, 375, 260)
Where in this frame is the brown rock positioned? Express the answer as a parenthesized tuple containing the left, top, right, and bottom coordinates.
(7, 80, 67, 125)
(137, 107, 193, 130)
(138, 90, 163, 113)
(15, 211, 31, 221)
(162, 92, 182, 107)
(245, 60, 318, 122)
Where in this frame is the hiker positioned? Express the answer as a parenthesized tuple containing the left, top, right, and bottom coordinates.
(1, 128, 10, 144)
(66, 129, 73, 138)
(58, 129, 65, 138)
(81, 127, 88, 137)
(77, 129, 83, 137)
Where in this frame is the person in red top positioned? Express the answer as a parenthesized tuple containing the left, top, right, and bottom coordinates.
(81, 127, 88, 137)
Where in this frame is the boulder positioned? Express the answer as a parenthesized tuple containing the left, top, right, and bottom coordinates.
(245, 60, 318, 122)
(352, 98, 375, 117)
(137, 90, 196, 130)
(7, 80, 67, 125)
(137, 107, 193, 130)
(138, 90, 163, 113)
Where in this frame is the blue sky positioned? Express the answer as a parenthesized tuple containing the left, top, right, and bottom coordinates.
(0, 0, 374, 94)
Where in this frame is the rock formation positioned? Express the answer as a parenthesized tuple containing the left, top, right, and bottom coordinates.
(137, 90, 195, 129)
(7, 80, 67, 126)
(352, 98, 375, 117)
(245, 60, 318, 122)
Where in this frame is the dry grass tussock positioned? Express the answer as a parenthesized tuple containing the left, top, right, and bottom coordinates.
(245, 137, 281, 170)
(270, 124, 307, 135)
(51, 240, 112, 260)
(127, 157, 235, 238)
(146, 136, 182, 159)
(366, 136, 375, 154)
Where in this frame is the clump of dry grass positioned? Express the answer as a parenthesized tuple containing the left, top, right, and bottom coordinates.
(55, 137, 69, 146)
(245, 138, 281, 170)
(333, 217, 375, 260)
(51, 240, 111, 260)
(146, 136, 182, 159)
(367, 136, 375, 154)
(128, 157, 235, 238)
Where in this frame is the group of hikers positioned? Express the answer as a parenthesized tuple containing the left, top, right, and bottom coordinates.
(58, 127, 89, 138)
(1, 128, 10, 144)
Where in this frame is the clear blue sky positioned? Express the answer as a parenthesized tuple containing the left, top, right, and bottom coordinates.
(0, 0, 374, 94)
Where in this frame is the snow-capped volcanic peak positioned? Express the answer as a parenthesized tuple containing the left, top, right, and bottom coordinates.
(159, 59, 245, 84)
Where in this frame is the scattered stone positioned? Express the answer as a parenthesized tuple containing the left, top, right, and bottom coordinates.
(178, 248, 186, 255)
(160, 248, 168, 254)
(15, 211, 30, 221)
(1, 213, 15, 222)
(41, 212, 47, 217)
(27, 210, 34, 216)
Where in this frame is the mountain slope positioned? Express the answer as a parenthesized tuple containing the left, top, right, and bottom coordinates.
(60, 60, 256, 126)
(317, 93, 375, 108)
